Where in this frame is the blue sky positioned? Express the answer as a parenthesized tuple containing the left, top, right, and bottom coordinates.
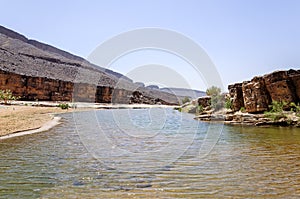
(1, 0, 299, 90)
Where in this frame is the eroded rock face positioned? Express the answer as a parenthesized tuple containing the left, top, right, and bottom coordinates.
(228, 83, 244, 111)
(242, 77, 271, 113)
(264, 71, 297, 104)
(229, 69, 300, 113)
(288, 69, 300, 101)
(0, 70, 73, 101)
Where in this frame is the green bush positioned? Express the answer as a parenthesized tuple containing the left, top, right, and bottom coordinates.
(264, 101, 288, 121)
(58, 103, 69, 110)
(240, 107, 246, 113)
(0, 89, 19, 104)
(269, 100, 287, 113)
(197, 105, 204, 113)
(181, 96, 191, 104)
(225, 98, 232, 109)
(290, 102, 300, 113)
(206, 86, 221, 96)
(206, 86, 223, 111)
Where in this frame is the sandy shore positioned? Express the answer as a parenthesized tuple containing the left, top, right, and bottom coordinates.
(0, 105, 70, 137)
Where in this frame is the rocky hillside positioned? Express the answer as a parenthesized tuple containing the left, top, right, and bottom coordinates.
(0, 25, 179, 105)
(228, 69, 300, 113)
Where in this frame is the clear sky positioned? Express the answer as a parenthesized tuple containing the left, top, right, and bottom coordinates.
(0, 0, 299, 91)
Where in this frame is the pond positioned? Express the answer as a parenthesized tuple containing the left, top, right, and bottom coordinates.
(0, 108, 300, 198)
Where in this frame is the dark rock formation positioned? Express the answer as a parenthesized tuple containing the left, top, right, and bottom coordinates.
(198, 96, 211, 108)
(264, 71, 297, 104)
(228, 83, 244, 111)
(242, 77, 271, 113)
(0, 25, 179, 105)
(287, 69, 300, 101)
(229, 69, 300, 113)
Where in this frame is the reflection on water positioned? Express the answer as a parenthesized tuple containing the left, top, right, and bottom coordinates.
(0, 108, 299, 198)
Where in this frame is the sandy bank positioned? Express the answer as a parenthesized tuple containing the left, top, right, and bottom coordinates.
(0, 116, 61, 140)
(0, 105, 70, 137)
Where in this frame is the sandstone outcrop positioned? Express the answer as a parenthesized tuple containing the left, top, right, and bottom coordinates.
(228, 69, 300, 113)
(242, 77, 271, 113)
(228, 83, 244, 111)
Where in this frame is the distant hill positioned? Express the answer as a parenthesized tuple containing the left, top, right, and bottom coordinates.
(160, 87, 206, 99)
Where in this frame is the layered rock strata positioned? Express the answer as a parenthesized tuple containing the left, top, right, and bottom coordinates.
(228, 69, 300, 113)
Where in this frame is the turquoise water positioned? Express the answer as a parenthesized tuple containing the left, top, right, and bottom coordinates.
(0, 108, 300, 198)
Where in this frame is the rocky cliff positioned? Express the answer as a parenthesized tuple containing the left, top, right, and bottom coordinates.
(0, 25, 179, 105)
(228, 69, 300, 113)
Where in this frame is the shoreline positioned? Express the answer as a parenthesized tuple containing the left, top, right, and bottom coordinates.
(0, 116, 61, 140)
(9, 101, 180, 109)
(0, 102, 179, 140)
(194, 111, 300, 127)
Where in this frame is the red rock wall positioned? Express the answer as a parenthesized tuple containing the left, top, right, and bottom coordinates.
(264, 71, 297, 104)
(242, 77, 271, 113)
(229, 69, 300, 113)
(0, 70, 119, 103)
(0, 69, 172, 104)
(0, 70, 73, 101)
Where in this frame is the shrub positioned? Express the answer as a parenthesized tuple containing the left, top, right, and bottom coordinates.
(0, 89, 19, 104)
(58, 103, 69, 110)
(210, 95, 224, 111)
(225, 98, 232, 109)
(290, 102, 300, 113)
(206, 86, 221, 96)
(206, 86, 223, 111)
(181, 96, 191, 104)
(240, 107, 246, 113)
(197, 105, 204, 113)
(264, 101, 288, 121)
(268, 100, 286, 113)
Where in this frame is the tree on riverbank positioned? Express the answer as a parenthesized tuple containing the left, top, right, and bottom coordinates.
(206, 86, 224, 111)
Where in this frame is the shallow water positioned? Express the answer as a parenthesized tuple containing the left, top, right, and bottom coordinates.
(0, 108, 300, 198)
